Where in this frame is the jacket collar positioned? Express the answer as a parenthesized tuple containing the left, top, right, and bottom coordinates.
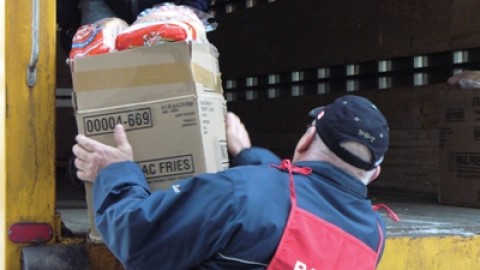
(294, 161, 368, 198)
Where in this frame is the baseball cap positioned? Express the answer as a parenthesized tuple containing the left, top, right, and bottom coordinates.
(309, 95, 389, 170)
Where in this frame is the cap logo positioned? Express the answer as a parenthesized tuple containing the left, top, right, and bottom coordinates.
(358, 129, 376, 143)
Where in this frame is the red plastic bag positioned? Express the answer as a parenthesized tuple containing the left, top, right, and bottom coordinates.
(115, 4, 206, 50)
(115, 22, 191, 50)
(69, 18, 128, 59)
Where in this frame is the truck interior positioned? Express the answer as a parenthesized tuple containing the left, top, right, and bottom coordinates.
(2, 0, 480, 269)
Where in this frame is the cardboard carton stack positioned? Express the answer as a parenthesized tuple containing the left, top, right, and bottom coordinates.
(438, 88, 480, 207)
(71, 41, 229, 240)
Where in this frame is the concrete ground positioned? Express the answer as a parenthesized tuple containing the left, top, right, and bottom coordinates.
(371, 192, 480, 238)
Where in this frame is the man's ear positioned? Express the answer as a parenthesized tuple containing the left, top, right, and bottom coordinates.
(296, 126, 317, 153)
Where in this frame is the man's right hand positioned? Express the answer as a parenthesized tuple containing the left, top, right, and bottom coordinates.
(72, 124, 133, 182)
(226, 112, 251, 157)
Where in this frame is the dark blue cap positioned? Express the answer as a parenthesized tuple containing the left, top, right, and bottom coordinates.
(309, 95, 389, 170)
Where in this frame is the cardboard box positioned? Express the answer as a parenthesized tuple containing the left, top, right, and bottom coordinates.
(440, 88, 480, 123)
(76, 95, 230, 187)
(71, 41, 229, 240)
(439, 88, 480, 207)
(438, 124, 480, 207)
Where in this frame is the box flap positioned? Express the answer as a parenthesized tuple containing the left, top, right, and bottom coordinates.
(73, 42, 192, 72)
(72, 41, 223, 111)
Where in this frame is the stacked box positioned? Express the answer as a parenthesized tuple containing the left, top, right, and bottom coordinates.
(438, 88, 480, 207)
(71, 42, 229, 240)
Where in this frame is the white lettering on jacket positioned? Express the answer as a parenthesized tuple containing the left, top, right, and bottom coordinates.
(294, 260, 316, 270)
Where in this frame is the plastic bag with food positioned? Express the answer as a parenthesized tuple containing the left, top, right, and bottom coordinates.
(115, 3, 210, 50)
(69, 17, 128, 59)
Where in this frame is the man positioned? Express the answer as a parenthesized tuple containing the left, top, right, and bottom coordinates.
(77, 0, 212, 25)
(73, 95, 390, 269)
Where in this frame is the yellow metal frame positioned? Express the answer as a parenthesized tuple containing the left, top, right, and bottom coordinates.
(0, 0, 6, 266)
(1, 0, 56, 269)
(379, 236, 480, 269)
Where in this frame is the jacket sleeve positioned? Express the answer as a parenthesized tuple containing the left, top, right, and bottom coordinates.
(134, 1, 212, 14)
(231, 147, 282, 167)
(93, 161, 238, 269)
(177, 0, 212, 12)
(78, 0, 116, 24)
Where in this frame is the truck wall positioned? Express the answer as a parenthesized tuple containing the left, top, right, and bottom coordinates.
(209, 0, 480, 77)
(207, 0, 480, 194)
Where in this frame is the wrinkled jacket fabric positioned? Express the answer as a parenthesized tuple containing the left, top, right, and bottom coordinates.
(102, 0, 212, 23)
(94, 147, 386, 269)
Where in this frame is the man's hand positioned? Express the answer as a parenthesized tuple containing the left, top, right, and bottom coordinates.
(72, 124, 133, 182)
(447, 71, 480, 89)
(226, 112, 251, 157)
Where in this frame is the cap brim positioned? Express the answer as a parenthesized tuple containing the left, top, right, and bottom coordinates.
(308, 107, 325, 118)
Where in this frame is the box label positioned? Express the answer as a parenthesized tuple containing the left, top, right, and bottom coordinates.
(444, 108, 465, 122)
(83, 108, 153, 136)
(139, 155, 195, 180)
(161, 100, 195, 114)
(441, 90, 480, 123)
(455, 152, 480, 180)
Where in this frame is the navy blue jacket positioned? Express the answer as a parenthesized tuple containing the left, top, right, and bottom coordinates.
(102, 0, 212, 24)
(94, 147, 386, 269)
